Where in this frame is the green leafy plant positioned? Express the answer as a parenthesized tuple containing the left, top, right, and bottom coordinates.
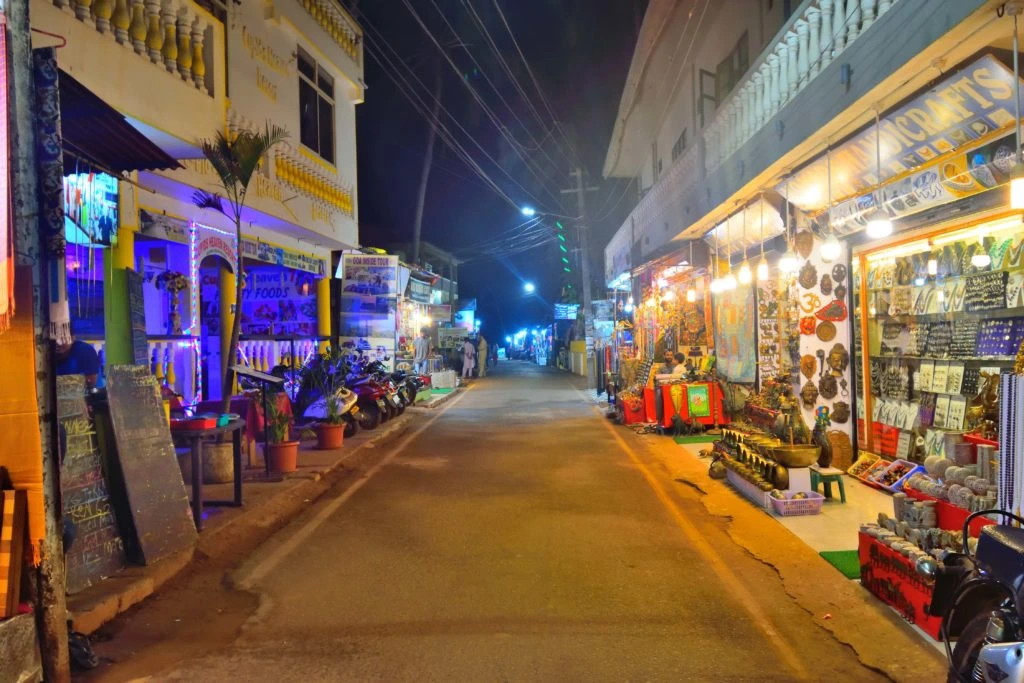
(193, 123, 289, 413)
(299, 348, 350, 426)
(264, 390, 293, 444)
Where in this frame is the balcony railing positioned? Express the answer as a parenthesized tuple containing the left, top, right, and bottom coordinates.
(299, 0, 362, 68)
(52, 0, 217, 96)
(704, 0, 898, 171)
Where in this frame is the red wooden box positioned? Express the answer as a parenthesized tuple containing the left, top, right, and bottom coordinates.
(858, 532, 943, 640)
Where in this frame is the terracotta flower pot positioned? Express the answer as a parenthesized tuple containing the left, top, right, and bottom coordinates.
(315, 423, 345, 450)
(266, 441, 300, 473)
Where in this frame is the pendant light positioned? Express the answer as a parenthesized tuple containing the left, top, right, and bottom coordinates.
(971, 234, 992, 268)
(819, 145, 841, 262)
(865, 110, 894, 239)
(721, 215, 738, 290)
(685, 241, 697, 302)
(1012, 8, 1024, 209)
(757, 194, 769, 280)
(738, 203, 753, 285)
(778, 177, 800, 274)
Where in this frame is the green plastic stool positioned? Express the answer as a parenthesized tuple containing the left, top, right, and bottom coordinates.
(810, 467, 847, 503)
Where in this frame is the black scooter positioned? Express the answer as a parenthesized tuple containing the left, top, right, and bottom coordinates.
(916, 509, 1024, 683)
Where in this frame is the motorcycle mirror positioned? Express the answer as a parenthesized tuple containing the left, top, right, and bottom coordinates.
(915, 556, 938, 580)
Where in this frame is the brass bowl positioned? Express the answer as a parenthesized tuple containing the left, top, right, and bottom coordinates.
(754, 441, 780, 457)
(768, 445, 821, 468)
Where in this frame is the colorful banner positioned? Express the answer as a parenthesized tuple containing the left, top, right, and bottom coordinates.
(341, 253, 399, 297)
(686, 384, 711, 418)
(237, 267, 317, 336)
(713, 283, 756, 383)
(339, 253, 399, 370)
(242, 238, 327, 276)
(437, 325, 470, 349)
(554, 303, 579, 320)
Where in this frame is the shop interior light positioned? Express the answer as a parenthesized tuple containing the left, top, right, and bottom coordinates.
(662, 288, 675, 301)
(686, 288, 697, 303)
(865, 110, 894, 241)
(778, 249, 800, 273)
(737, 261, 752, 285)
(721, 271, 738, 290)
(657, 277, 668, 289)
(972, 235, 992, 268)
(927, 257, 938, 276)
(865, 216, 893, 239)
(866, 239, 930, 263)
(914, 276, 926, 286)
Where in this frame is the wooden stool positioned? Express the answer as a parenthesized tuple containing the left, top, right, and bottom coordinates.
(810, 465, 847, 503)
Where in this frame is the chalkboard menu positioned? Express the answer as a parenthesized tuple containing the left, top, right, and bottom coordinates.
(126, 268, 148, 366)
(57, 375, 126, 593)
(105, 365, 196, 564)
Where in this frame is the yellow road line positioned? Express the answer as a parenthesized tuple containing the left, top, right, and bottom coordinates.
(586, 396, 809, 679)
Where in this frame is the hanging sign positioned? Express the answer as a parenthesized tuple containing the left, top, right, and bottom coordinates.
(554, 303, 580, 320)
(241, 238, 327, 276)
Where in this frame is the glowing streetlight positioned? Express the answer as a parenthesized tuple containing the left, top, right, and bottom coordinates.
(524, 281, 536, 294)
(520, 206, 536, 217)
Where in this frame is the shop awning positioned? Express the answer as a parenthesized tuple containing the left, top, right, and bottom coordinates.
(58, 70, 181, 175)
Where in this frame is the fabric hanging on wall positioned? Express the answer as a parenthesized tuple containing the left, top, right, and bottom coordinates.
(0, 20, 13, 335)
(0, 270, 46, 565)
(32, 48, 70, 344)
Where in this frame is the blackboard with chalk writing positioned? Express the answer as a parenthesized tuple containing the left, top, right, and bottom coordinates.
(105, 365, 196, 564)
(57, 375, 126, 593)
(126, 268, 149, 366)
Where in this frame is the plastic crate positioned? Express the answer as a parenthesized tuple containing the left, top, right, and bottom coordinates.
(869, 459, 924, 493)
(769, 491, 825, 516)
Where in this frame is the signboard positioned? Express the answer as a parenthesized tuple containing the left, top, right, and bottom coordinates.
(241, 238, 326, 276)
(64, 172, 118, 245)
(454, 309, 474, 330)
(126, 268, 149, 365)
(233, 266, 318, 336)
(339, 254, 399, 370)
(427, 304, 452, 322)
(340, 253, 399, 297)
(196, 230, 237, 271)
(139, 209, 189, 244)
(437, 325, 470, 349)
(105, 365, 197, 564)
(57, 375, 126, 593)
(554, 303, 580, 320)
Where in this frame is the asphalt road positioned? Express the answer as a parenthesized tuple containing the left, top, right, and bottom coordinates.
(107, 362, 890, 682)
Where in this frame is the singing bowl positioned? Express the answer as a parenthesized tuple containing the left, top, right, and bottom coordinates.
(769, 445, 821, 468)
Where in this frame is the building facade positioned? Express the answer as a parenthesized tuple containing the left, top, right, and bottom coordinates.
(32, 0, 363, 401)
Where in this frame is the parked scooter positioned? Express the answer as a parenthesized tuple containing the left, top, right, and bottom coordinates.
(345, 358, 397, 430)
(287, 354, 363, 438)
(917, 509, 1024, 683)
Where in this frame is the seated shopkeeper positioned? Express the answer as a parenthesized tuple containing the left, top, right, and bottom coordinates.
(658, 352, 688, 376)
(55, 333, 100, 390)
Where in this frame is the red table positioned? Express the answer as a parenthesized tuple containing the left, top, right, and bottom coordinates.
(195, 394, 293, 444)
(659, 381, 729, 428)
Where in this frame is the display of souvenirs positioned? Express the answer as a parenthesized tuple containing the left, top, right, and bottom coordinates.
(950, 321, 980, 358)
(964, 271, 1008, 312)
(977, 319, 1015, 357)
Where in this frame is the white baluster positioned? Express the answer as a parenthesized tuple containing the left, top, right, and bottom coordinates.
(129, 0, 147, 54)
(53, 0, 71, 10)
(796, 20, 809, 88)
(768, 52, 782, 114)
(846, 0, 861, 44)
(177, 6, 193, 81)
(145, 0, 162, 64)
(785, 31, 798, 100)
(738, 84, 750, 140)
(161, 0, 177, 73)
(752, 71, 764, 129)
(861, 0, 877, 32)
(833, 0, 846, 53)
(821, 0, 834, 64)
(758, 63, 771, 124)
(72, 0, 92, 21)
(192, 15, 208, 92)
(879, 0, 893, 13)
(808, 7, 822, 78)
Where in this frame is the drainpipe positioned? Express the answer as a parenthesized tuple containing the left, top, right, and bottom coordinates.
(5, 0, 71, 678)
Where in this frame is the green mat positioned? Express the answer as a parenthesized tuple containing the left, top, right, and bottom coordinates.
(414, 389, 433, 403)
(673, 435, 721, 445)
(432, 387, 454, 394)
(820, 550, 861, 580)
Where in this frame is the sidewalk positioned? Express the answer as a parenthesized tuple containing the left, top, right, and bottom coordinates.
(67, 387, 463, 635)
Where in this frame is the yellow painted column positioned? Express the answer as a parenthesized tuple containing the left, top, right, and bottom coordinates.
(219, 262, 236, 398)
(103, 214, 137, 365)
(317, 276, 331, 352)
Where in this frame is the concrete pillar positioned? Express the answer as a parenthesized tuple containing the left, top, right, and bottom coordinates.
(317, 276, 331, 353)
(219, 262, 235, 398)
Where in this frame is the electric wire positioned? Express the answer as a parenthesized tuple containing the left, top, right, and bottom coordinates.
(398, 0, 567, 206)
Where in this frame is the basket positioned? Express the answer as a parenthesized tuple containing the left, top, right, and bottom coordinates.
(769, 491, 825, 516)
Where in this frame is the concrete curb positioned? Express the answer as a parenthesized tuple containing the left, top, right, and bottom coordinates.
(68, 392, 456, 635)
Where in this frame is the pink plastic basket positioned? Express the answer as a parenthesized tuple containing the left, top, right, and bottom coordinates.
(769, 491, 825, 516)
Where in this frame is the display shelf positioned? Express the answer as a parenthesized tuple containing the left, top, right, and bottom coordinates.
(879, 306, 1024, 323)
(725, 469, 771, 510)
(858, 532, 942, 640)
(903, 488, 995, 537)
(874, 355, 1016, 364)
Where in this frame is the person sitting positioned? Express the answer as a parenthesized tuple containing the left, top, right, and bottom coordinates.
(657, 351, 677, 375)
(55, 334, 100, 390)
(670, 352, 688, 376)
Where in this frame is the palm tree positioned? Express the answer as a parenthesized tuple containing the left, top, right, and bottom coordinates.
(193, 123, 288, 412)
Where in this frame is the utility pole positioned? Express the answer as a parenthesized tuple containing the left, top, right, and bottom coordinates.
(412, 58, 442, 266)
(561, 167, 599, 384)
(6, 0, 70, 679)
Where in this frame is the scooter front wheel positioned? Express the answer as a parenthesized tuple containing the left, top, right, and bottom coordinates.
(343, 415, 359, 438)
(357, 401, 381, 430)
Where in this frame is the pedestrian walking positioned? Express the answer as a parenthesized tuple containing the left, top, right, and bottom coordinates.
(413, 327, 431, 374)
(461, 337, 476, 379)
(477, 334, 488, 378)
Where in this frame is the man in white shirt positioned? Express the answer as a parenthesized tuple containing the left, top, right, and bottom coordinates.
(413, 328, 431, 374)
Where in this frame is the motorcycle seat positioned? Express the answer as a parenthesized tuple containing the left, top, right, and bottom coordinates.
(977, 525, 1024, 590)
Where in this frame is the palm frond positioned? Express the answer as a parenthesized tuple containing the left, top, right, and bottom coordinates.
(232, 123, 290, 189)
(192, 189, 226, 215)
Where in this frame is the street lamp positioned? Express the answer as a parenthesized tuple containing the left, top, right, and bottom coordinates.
(524, 281, 535, 294)
(520, 206, 536, 217)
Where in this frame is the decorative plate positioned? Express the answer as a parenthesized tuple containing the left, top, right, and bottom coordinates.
(816, 320, 836, 342)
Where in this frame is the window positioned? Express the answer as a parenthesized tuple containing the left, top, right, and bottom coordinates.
(298, 48, 335, 164)
(671, 129, 688, 162)
(714, 32, 749, 104)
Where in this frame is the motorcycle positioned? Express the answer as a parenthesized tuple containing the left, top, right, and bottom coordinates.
(286, 356, 364, 438)
(916, 509, 1024, 683)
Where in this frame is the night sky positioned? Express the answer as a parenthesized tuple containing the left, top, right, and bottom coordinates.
(350, 0, 647, 340)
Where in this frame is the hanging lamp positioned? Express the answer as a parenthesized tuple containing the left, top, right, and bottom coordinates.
(757, 194, 769, 280)
(738, 203, 753, 284)
(1012, 7, 1024, 209)
(865, 110, 894, 239)
(820, 145, 841, 262)
(778, 176, 800, 274)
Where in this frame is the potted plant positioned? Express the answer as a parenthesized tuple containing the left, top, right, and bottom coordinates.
(263, 389, 299, 473)
(300, 349, 349, 450)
